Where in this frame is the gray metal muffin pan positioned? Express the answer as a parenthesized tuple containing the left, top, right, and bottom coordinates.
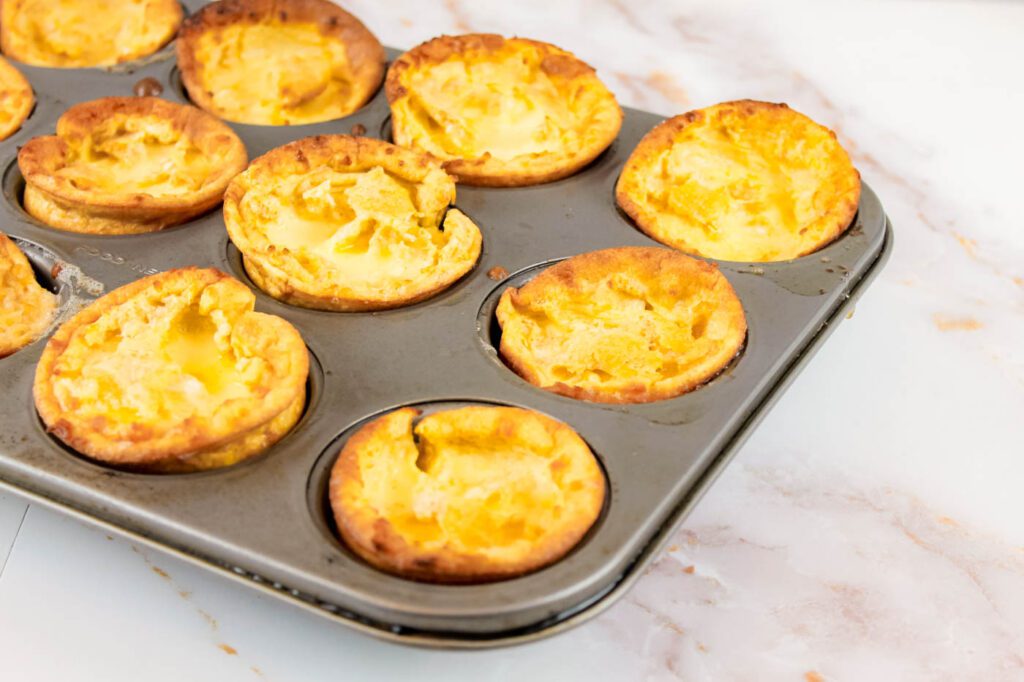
(0, 6, 892, 648)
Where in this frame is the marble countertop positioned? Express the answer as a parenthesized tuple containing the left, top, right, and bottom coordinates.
(2, 1, 1022, 679)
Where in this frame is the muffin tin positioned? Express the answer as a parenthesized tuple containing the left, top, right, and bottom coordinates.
(0, 1, 892, 648)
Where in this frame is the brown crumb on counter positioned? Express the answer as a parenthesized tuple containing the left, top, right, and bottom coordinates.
(487, 265, 509, 281)
(682, 565, 695, 574)
(350, 123, 367, 136)
(805, 672, 825, 682)
(50, 262, 64, 278)
(218, 643, 238, 656)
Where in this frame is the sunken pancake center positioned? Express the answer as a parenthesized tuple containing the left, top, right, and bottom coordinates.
(58, 117, 216, 197)
(251, 165, 449, 283)
(197, 22, 354, 125)
(50, 280, 260, 426)
(364, 414, 572, 550)
(224, 135, 482, 311)
(1, 0, 182, 68)
(403, 56, 580, 161)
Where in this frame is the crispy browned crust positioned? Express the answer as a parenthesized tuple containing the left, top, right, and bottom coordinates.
(33, 267, 308, 464)
(133, 391, 305, 473)
(18, 97, 247, 234)
(177, 0, 385, 124)
(0, 55, 33, 141)
(386, 34, 622, 187)
(0, 0, 182, 68)
(224, 134, 482, 311)
(329, 407, 605, 583)
(615, 100, 861, 262)
(496, 247, 747, 403)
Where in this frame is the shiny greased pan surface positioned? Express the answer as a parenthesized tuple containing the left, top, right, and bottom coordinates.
(0, 0, 891, 648)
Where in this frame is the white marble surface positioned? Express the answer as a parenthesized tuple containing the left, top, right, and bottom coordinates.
(2, 1, 1023, 679)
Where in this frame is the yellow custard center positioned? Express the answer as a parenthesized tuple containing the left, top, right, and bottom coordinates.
(195, 22, 360, 125)
(501, 271, 732, 389)
(394, 44, 618, 163)
(358, 409, 597, 554)
(56, 116, 216, 197)
(49, 280, 267, 427)
(6, 0, 180, 67)
(636, 110, 857, 261)
(240, 163, 476, 290)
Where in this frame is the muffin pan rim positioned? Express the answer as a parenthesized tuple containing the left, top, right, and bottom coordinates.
(0, 3, 893, 647)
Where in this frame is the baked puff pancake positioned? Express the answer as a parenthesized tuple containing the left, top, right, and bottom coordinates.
(18, 97, 248, 235)
(177, 0, 385, 126)
(0, 232, 56, 357)
(0, 56, 33, 141)
(496, 247, 746, 403)
(616, 100, 861, 262)
(1, 0, 182, 68)
(387, 34, 622, 187)
(33, 268, 308, 473)
(224, 135, 482, 311)
(330, 406, 605, 583)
